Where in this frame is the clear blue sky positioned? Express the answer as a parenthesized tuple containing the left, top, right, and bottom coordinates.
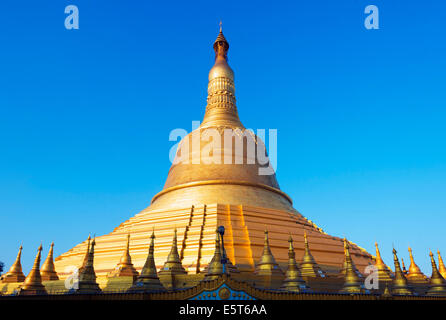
(0, 0, 445, 275)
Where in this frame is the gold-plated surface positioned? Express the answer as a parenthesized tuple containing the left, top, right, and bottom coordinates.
(255, 230, 283, 276)
(159, 229, 187, 276)
(407, 247, 427, 282)
(391, 249, 412, 296)
(130, 231, 165, 292)
(339, 239, 362, 294)
(300, 231, 323, 278)
(281, 235, 307, 292)
(53, 29, 375, 283)
(77, 238, 101, 293)
(437, 250, 446, 279)
(107, 234, 138, 280)
(1, 245, 26, 283)
(401, 257, 408, 274)
(41, 242, 59, 281)
(427, 251, 446, 296)
(373, 242, 393, 282)
(20, 244, 46, 295)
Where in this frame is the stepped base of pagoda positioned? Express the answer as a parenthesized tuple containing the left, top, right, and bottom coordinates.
(54, 203, 374, 282)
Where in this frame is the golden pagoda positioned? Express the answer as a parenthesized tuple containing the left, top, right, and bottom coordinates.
(41, 242, 59, 281)
(299, 232, 324, 278)
(437, 250, 446, 279)
(339, 239, 362, 294)
(426, 251, 446, 296)
(280, 235, 307, 292)
(373, 242, 392, 282)
(19, 245, 47, 295)
(47, 27, 373, 287)
(406, 247, 427, 282)
(391, 249, 412, 296)
(1, 245, 26, 283)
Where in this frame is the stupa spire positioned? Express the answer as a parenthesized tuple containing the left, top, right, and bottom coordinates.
(130, 231, 165, 292)
(79, 234, 91, 273)
(77, 237, 101, 293)
(108, 234, 138, 280)
(255, 230, 283, 276)
(391, 248, 412, 295)
(427, 251, 446, 296)
(373, 242, 392, 281)
(438, 250, 446, 279)
(300, 231, 323, 277)
(159, 228, 187, 276)
(339, 239, 362, 294)
(41, 242, 59, 281)
(2, 245, 26, 283)
(204, 230, 224, 280)
(20, 244, 47, 295)
(401, 257, 408, 274)
(407, 246, 427, 282)
(281, 235, 307, 292)
(201, 25, 242, 128)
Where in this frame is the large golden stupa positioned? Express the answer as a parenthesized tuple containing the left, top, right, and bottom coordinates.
(51, 28, 374, 285)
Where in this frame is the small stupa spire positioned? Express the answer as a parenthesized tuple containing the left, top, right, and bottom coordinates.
(255, 230, 283, 276)
(108, 234, 138, 280)
(391, 248, 412, 295)
(373, 242, 392, 281)
(129, 231, 165, 292)
(339, 239, 362, 294)
(20, 244, 47, 295)
(159, 228, 187, 276)
(406, 247, 427, 282)
(204, 230, 224, 280)
(41, 242, 59, 281)
(79, 234, 91, 273)
(427, 251, 446, 296)
(77, 237, 101, 293)
(401, 257, 408, 274)
(300, 231, 323, 278)
(2, 245, 26, 283)
(281, 235, 307, 292)
(437, 250, 446, 279)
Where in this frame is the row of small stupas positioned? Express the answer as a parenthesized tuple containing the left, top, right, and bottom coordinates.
(1, 228, 446, 298)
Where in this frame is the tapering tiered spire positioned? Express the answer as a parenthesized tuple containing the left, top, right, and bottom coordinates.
(79, 234, 91, 274)
(255, 230, 283, 276)
(201, 24, 242, 128)
(407, 247, 427, 282)
(281, 235, 307, 292)
(108, 234, 138, 280)
(339, 239, 362, 294)
(401, 258, 408, 275)
(391, 248, 412, 295)
(20, 244, 47, 295)
(77, 237, 101, 293)
(373, 242, 392, 282)
(437, 250, 446, 279)
(41, 242, 59, 281)
(159, 228, 187, 276)
(426, 251, 446, 296)
(2, 245, 26, 283)
(204, 230, 224, 280)
(300, 231, 323, 278)
(130, 231, 165, 292)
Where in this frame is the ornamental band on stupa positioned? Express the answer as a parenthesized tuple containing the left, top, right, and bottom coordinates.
(1, 27, 445, 300)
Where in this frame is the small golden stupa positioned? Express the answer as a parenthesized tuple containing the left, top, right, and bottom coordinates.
(46, 27, 375, 286)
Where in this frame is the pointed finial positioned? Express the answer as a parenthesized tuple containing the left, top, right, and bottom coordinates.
(427, 250, 446, 296)
(407, 246, 426, 281)
(41, 242, 59, 281)
(373, 242, 392, 281)
(339, 238, 362, 294)
(2, 245, 26, 283)
(391, 248, 412, 295)
(20, 244, 47, 295)
(219, 21, 222, 32)
(300, 231, 323, 278)
(437, 250, 446, 279)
